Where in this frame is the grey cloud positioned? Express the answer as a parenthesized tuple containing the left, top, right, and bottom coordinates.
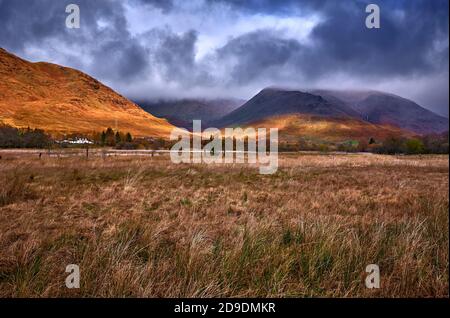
(0, 0, 151, 80)
(0, 0, 64, 51)
(151, 29, 214, 88)
(211, 0, 448, 83)
(0, 0, 448, 115)
(308, 0, 449, 77)
(155, 30, 197, 81)
(91, 39, 151, 81)
(217, 30, 303, 84)
(204, 0, 321, 15)
(131, 0, 174, 13)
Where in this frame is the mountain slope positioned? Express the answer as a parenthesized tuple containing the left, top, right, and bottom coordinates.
(312, 89, 449, 135)
(137, 98, 244, 129)
(245, 114, 413, 143)
(0, 48, 175, 137)
(213, 88, 362, 128)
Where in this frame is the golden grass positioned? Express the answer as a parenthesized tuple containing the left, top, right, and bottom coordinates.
(0, 153, 448, 297)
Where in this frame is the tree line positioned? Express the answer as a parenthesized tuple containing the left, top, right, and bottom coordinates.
(0, 125, 51, 148)
(94, 128, 133, 147)
(277, 132, 449, 154)
(374, 132, 449, 154)
(1, 123, 448, 154)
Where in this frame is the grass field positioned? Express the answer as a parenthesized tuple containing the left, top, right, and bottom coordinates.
(0, 152, 448, 297)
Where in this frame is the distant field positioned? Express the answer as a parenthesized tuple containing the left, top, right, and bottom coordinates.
(0, 152, 448, 297)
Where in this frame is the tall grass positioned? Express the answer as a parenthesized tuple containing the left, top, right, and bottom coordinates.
(0, 169, 35, 207)
(0, 154, 447, 297)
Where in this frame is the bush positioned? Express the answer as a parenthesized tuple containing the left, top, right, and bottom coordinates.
(376, 136, 407, 154)
(405, 138, 424, 154)
(337, 140, 358, 153)
(357, 139, 369, 152)
(0, 125, 21, 148)
(375, 133, 449, 155)
(115, 142, 136, 150)
(422, 132, 449, 154)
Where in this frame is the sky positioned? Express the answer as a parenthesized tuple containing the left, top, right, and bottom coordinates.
(0, 0, 449, 116)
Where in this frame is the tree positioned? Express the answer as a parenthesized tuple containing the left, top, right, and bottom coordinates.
(357, 139, 369, 152)
(0, 125, 51, 148)
(115, 131, 122, 145)
(104, 128, 115, 146)
(125, 132, 133, 143)
(22, 128, 50, 148)
(378, 136, 406, 154)
(422, 132, 449, 154)
(405, 138, 424, 154)
(101, 131, 107, 145)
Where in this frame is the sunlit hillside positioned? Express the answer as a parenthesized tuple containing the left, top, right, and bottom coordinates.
(0, 48, 175, 138)
(244, 114, 414, 143)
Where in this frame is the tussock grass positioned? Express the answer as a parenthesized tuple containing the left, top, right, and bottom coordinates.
(0, 153, 448, 297)
(0, 168, 35, 207)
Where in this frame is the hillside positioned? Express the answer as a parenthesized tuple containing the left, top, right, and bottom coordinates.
(213, 88, 362, 128)
(244, 114, 412, 143)
(312, 89, 449, 134)
(0, 48, 175, 138)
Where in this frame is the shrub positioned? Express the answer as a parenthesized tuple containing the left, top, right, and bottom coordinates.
(376, 136, 407, 154)
(405, 138, 424, 154)
(422, 132, 449, 154)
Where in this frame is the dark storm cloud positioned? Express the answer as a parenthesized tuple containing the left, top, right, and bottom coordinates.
(0, 0, 63, 51)
(154, 29, 198, 81)
(308, 0, 449, 77)
(0, 0, 448, 114)
(0, 0, 125, 50)
(217, 30, 303, 84)
(212, 0, 448, 82)
(91, 39, 151, 81)
(0, 0, 149, 80)
(145, 28, 214, 88)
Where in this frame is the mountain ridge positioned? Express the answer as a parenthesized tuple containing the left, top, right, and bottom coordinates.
(0, 48, 175, 138)
(311, 89, 449, 134)
(212, 88, 363, 128)
(210, 87, 447, 137)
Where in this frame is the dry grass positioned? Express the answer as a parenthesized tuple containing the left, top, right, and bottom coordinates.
(0, 153, 448, 297)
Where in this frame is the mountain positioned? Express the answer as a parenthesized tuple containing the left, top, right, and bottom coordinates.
(312, 89, 449, 135)
(0, 48, 175, 137)
(137, 98, 244, 129)
(212, 87, 412, 143)
(212, 88, 362, 128)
